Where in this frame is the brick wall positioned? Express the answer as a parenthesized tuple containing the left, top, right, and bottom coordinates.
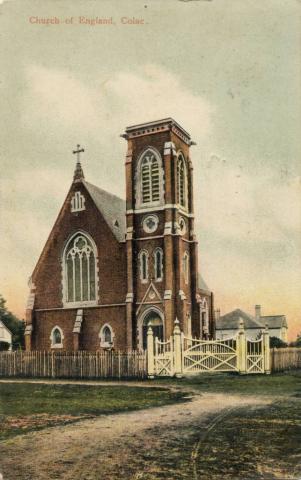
(30, 180, 128, 351)
(33, 306, 127, 351)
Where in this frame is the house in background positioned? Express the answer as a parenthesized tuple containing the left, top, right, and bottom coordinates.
(215, 305, 288, 342)
(0, 320, 12, 351)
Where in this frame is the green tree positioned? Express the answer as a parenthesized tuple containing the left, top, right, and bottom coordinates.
(0, 295, 25, 350)
(292, 334, 301, 347)
(269, 336, 287, 348)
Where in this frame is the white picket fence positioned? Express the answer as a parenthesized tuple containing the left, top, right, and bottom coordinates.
(0, 350, 147, 379)
(147, 319, 270, 377)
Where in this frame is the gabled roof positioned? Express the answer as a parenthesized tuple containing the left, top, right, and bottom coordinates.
(216, 309, 263, 330)
(31, 178, 126, 281)
(197, 273, 211, 293)
(260, 315, 287, 329)
(83, 181, 126, 242)
(0, 320, 12, 336)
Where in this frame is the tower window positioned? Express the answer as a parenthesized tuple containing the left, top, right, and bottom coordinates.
(183, 251, 189, 285)
(154, 248, 163, 281)
(64, 233, 97, 304)
(136, 149, 163, 207)
(177, 154, 187, 208)
(139, 250, 149, 283)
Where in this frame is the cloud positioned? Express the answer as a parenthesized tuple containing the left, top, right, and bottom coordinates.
(22, 63, 213, 141)
(22, 66, 100, 132)
(195, 153, 301, 249)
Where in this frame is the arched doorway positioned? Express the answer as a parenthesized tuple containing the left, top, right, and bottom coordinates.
(140, 308, 164, 350)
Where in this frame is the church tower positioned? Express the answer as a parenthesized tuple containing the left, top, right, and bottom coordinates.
(122, 118, 201, 349)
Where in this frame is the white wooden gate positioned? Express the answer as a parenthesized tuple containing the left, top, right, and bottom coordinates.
(154, 337, 174, 376)
(182, 337, 238, 374)
(147, 319, 270, 377)
(246, 338, 265, 373)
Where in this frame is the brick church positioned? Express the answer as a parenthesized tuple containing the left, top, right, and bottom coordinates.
(25, 118, 214, 351)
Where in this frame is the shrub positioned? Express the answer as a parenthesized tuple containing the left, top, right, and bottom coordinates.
(269, 336, 287, 348)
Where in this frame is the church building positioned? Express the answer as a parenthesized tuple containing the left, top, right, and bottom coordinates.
(25, 118, 214, 351)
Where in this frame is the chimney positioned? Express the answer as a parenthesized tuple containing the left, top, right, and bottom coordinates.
(215, 309, 220, 321)
(255, 305, 261, 321)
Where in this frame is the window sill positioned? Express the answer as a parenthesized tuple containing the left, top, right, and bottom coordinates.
(63, 301, 98, 309)
(51, 344, 63, 349)
(100, 342, 114, 348)
(138, 201, 163, 208)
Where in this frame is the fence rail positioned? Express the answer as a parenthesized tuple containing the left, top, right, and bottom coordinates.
(270, 347, 301, 372)
(0, 350, 147, 379)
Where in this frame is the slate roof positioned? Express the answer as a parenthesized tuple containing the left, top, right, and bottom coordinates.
(216, 309, 263, 330)
(83, 181, 126, 242)
(198, 274, 211, 293)
(260, 315, 287, 329)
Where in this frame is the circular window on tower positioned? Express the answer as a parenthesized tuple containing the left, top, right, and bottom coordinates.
(179, 217, 187, 235)
(142, 215, 159, 234)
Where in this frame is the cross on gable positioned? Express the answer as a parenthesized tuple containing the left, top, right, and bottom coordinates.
(73, 144, 85, 163)
(73, 144, 85, 181)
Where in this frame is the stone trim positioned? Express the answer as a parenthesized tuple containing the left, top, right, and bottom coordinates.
(179, 290, 187, 300)
(35, 303, 126, 312)
(73, 309, 84, 333)
(163, 141, 177, 156)
(126, 293, 134, 303)
(164, 221, 173, 235)
(126, 205, 194, 218)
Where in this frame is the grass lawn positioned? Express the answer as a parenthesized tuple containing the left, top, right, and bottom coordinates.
(0, 382, 186, 440)
(154, 369, 301, 397)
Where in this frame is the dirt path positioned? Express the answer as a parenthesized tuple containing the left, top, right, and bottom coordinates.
(0, 391, 270, 480)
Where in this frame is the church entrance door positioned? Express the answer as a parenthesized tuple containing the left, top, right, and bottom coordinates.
(142, 310, 163, 350)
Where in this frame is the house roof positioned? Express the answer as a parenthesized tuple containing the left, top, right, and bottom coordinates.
(0, 320, 12, 336)
(216, 309, 263, 330)
(260, 315, 287, 329)
(83, 181, 126, 242)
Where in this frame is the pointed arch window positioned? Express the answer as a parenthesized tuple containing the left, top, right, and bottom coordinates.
(183, 251, 189, 285)
(136, 149, 164, 207)
(201, 299, 209, 336)
(50, 326, 64, 348)
(99, 324, 114, 348)
(177, 153, 187, 208)
(64, 233, 97, 305)
(139, 250, 149, 283)
(154, 248, 163, 281)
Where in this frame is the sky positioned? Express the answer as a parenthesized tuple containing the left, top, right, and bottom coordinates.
(0, 0, 300, 340)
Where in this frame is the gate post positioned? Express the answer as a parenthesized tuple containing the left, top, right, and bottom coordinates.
(237, 320, 246, 374)
(173, 319, 183, 378)
(147, 325, 155, 379)
(263, 324, 271, 374)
